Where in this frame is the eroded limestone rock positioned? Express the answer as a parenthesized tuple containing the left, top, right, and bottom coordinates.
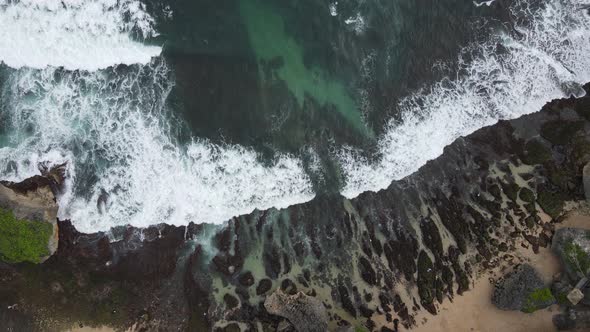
(264, 290, 328, 332)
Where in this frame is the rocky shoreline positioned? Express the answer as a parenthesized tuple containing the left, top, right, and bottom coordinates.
(2, 84, 590, 331)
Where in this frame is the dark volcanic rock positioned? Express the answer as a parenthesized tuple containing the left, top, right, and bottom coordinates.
(256, 278, 273, 295)
(238, 271, 255, 287)
(417, 251, 437, 314)
(358, 256, 378, 286)
(492, 264, 553, 312)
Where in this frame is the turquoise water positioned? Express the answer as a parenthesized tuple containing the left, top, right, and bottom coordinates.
(155, 0, 503, 154)
(239, 0, 372, 137)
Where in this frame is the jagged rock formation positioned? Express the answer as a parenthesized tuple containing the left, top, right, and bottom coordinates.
(1, 87, 590, 331)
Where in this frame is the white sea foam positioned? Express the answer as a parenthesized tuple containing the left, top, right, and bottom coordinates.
(0, 0, 161, 70)
(339, 0, 590, 197)
(0, 62, 314, 232)
(0, 0, 312, 232)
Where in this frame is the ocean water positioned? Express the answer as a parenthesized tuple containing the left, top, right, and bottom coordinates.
(0, 0, 588, 232)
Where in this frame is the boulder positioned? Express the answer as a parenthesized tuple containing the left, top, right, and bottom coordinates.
(492, 264, 554, 312)
(264, 290, 328, 332)
(552, 228, 590, 280)
(567, 288, 584, 306)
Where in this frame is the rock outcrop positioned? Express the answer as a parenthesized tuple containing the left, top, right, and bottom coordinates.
(0, 164, 65, 263)
(2, 87, 590, 331)
(492, 264, 554, 312)
(264, 290, 328, 332)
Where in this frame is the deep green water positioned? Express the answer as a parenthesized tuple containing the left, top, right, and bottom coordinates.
(149, 0, 506, 151)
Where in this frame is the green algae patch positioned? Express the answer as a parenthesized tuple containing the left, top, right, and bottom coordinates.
(540, 120, 584, 146)
(0, 207, 52, 264)
(522, 139, 551, 165)
(555, 291, 569, 305)
(522, 287, 555, 313)
(239, 0, 372, 137)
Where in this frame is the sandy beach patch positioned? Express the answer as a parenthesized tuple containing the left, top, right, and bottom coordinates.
(407, 209, 590, 332)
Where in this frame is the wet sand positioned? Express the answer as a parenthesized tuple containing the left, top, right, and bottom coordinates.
(409, 211, 590, 332)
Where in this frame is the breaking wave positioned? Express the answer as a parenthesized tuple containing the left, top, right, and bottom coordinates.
(339, 0, 590, 197)
(0, 62, 314, 232)
(0, 0, 313, 232)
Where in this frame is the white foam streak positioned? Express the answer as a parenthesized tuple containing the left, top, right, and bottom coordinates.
(340, 0, 590, 197)
(0, 0, 161, 70)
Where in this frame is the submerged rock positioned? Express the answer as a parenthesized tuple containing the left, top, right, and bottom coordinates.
(492, 264, 554, 312)
(264, 290, 328, 332)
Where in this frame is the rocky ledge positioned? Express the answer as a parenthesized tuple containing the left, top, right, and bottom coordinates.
(2, 85, 590, 332)
(0, 164, 65, 264)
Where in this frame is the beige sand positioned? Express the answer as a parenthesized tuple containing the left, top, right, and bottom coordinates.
(408, 211, 590, 332)
(408, 245, 559, 332)
(66, 327, 116, 332)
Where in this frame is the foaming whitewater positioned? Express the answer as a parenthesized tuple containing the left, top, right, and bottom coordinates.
(0, 62, 314, 232)
(339, 0, 590, 198)
(0, 0, 161, 70)
(0, 0, 314, 232)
